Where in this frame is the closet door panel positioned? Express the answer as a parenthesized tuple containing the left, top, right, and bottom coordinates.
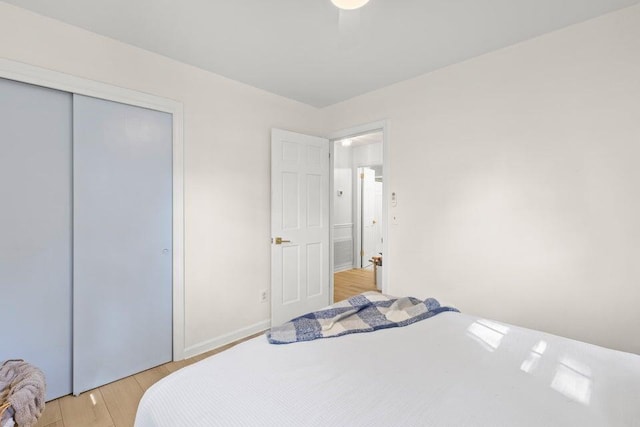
(73, 95, 173, 394)
(0, 78, 73, 400)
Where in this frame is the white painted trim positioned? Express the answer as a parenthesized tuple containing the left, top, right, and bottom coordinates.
(333, 218, 354, 273)
(353, 167, 360, 269)
(328, 121, 389, 295)
(333, 223, 354, 229)
(334, 264, 354, 273)
(183, 320, 270, 359)
(327, 120, 388, 142)
(0, 59, 181, 114)
(329, 139, 336, 300)
(0, 58, 187, 361)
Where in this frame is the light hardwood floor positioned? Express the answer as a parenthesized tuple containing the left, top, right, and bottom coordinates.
(34, 332, 263, 427)
(334, 267, 379, 303)
(35, 272, 377, 427)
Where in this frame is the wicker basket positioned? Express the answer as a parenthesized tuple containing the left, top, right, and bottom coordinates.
(1, 360, 14, 421)
(0, 401, 11, 422)
(1, 359, 28, 426)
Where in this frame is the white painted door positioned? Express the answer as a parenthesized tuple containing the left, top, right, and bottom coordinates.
(360, 167, 377, 267)
(271, 129, 329, 326)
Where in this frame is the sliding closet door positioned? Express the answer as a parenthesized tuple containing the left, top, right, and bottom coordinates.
(73, 95, 173, 394)
(0, 78, 72, 400)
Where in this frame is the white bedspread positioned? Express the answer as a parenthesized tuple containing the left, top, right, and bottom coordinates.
(135, 312, 640, 426)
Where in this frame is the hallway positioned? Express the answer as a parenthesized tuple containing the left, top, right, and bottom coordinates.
(334, 268, 379, 303)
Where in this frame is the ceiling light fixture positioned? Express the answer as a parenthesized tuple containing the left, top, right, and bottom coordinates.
(331, 0, 370, 10)
(341, 138, 353, 147)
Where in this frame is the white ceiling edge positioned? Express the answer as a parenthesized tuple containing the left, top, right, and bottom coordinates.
(4, 0, 640, 107)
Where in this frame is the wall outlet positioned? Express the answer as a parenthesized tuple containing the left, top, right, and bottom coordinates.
(260, 290, 269, 303)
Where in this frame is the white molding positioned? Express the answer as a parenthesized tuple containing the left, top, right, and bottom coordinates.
(0, 59, 181, 113)
(355, 166, 363, 267)
(327, 120, 389, 295)
(333, 223, 354, 229)
(327, 120, 387, 141)
(334, 264, 353, 273)
(329, 138, 336, 300)
(0, 58, 187, 361)
(183, 320, 270, 359)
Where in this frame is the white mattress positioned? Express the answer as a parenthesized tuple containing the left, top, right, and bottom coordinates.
(135, 312, 640, 426)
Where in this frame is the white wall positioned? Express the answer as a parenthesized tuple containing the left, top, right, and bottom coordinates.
(333, 144, 353, 227)
(323, 4, 640, 354)
(3, 1, 640, 356)
(0, 3, 322, 357)
(353, 143, 383, 168)
(333, 144, 354, 271)
(333, 142, 383, 229)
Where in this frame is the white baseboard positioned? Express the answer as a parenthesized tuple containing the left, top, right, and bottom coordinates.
(334, 263, 354, 273)
(182, 319, 271, 360)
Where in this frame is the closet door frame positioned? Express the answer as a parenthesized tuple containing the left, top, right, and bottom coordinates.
(0, 58, 187, 361)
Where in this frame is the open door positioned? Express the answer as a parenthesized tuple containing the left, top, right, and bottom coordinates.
(271, 129, 330, 326)
(359, 167, 377, 267)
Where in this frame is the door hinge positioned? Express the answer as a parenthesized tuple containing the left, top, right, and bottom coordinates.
(360, 249, 364, 257)
(360, 173, 364, 179)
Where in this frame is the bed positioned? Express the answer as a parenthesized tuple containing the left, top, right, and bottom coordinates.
(135, 305, 640, 426)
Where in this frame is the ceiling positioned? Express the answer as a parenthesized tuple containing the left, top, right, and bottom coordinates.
(6, 0, 639, 107)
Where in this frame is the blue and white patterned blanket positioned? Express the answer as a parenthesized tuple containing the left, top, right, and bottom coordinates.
(267, 292, 459, 344)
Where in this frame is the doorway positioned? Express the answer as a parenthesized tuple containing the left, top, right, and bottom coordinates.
(331, 130, 385, 302)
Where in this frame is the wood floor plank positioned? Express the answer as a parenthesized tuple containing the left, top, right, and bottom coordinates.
(185, 331, 267, 366)
(35, 399, 62, 426)
(163, 358, 194, 373)
(334, 268, 379, 303)
(100, 376, 145, 427)
(32, 330, 270, 426)
(133, 365, 170, 392)
(58, 389, 113, 427)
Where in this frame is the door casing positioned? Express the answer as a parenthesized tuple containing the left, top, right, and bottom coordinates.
(328, 121, 390, 299)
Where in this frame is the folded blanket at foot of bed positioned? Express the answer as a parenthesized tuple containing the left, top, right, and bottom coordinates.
(267, 292, 459, 344)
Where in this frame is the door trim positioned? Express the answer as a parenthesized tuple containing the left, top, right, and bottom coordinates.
(0, 58, 187, 360)
(328, 120, 389, 297)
